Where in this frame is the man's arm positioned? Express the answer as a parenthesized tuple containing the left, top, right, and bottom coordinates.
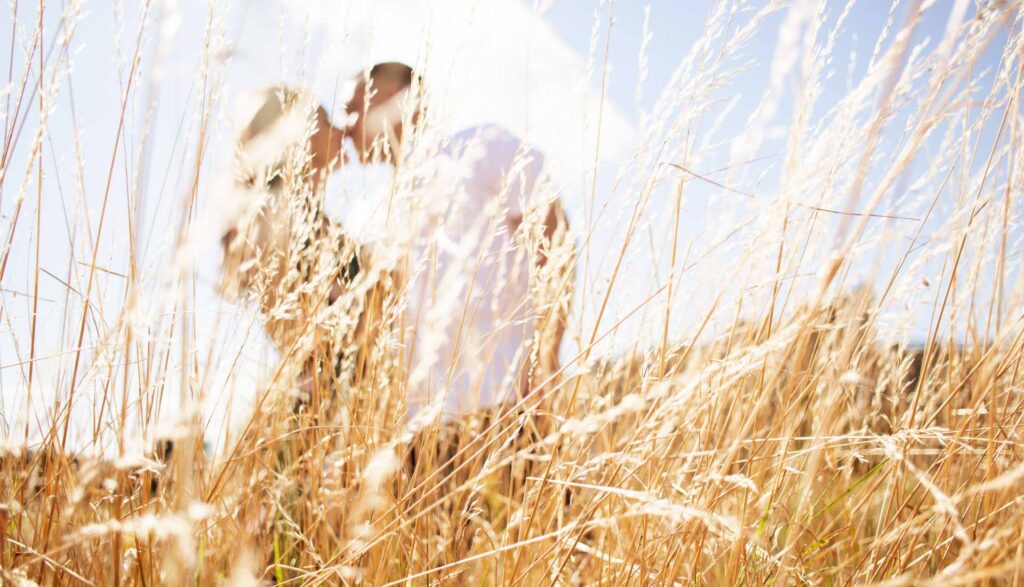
(507, 198, 567, 270)
(536, 199, 564, 271)
(515, 198, 573, 398)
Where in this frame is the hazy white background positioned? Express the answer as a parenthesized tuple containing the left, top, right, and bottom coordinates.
(0, 0, 1013, 448)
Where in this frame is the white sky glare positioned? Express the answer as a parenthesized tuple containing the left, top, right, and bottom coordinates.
(288, 0, 636, 185)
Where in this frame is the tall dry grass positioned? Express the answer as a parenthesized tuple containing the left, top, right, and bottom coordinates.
(2, 0, 1024, 585)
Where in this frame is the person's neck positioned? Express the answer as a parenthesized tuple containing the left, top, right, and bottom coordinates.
(385, 122, 404, 169)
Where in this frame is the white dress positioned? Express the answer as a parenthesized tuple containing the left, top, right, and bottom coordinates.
(403, 124, 549, 420)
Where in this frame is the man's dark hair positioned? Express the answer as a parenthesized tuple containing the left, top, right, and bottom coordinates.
(368, 62, 417, 89)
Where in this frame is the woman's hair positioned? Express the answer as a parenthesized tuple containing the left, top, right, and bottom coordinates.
(235, 87, 341, 181)
(239, 87, 295, 144)
(238, 88, 331, 144)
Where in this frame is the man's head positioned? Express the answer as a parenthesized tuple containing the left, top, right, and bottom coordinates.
(344, 62, 420, 164)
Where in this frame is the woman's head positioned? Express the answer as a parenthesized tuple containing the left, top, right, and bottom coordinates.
(235, 87, 345, 188)
(221, 87, 343, 301)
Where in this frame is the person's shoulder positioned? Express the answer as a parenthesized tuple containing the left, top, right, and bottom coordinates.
(449, 124, 530, 152)
(447, 125, 549, 201)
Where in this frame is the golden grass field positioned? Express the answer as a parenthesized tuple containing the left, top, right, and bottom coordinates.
(2, 0, 1024, 585)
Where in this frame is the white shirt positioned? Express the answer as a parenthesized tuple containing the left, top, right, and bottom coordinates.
(404, 124, 549, 420)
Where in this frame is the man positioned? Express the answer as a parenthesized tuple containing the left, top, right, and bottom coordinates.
(343, 62, 574, 420)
